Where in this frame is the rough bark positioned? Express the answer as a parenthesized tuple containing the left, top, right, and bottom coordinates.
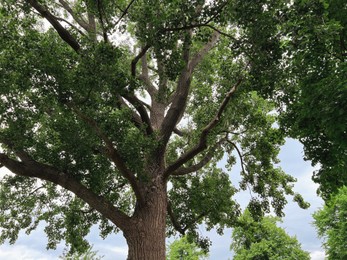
(123, 172, 167, 260)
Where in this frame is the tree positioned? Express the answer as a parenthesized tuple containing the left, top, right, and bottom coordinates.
(231, 210, 310, 260)
(0, 0, 313, 259)
(279, 0, 347, 199)
(313, 186, 347, 259)
(167, 236, 208, 260)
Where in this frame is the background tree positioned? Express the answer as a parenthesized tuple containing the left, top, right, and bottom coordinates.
(280, 0, 347, 200)
(313, 186, 347, 259)
(167, 236, 208, 260)
(0, 0, 317, 259)
(230, 210, 310, 260)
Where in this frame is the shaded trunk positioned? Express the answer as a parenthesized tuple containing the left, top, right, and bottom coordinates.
(123, 175, 167, 260)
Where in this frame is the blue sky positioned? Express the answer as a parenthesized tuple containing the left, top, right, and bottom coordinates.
(0, 138, 325, 259)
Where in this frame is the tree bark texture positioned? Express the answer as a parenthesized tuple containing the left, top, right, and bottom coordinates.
(123, 174, 167, 260)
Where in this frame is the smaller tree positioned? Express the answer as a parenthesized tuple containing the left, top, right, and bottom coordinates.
(231, 210, 310, 260)
(313, 186, 347, 259)
(167, 236, 208, 260)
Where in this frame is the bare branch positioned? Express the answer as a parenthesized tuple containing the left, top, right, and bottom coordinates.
(27, 0, 80, 52)
(173, 128, 184, 137)
(0, 152, 130, 230)
(29, 186, 45, 196)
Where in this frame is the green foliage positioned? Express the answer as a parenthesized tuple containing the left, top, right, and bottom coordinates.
(0, 0, 329, 256)
(279, 0, 347, 199)
(60, 246, 104, 260)
(313, 186, 347, 259)
(167, 236, 208, 260)
(231, 210, 310, 260)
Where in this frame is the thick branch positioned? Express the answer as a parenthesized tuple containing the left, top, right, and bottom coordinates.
(54, 15, 86, 37)
(0, 153, 130, 230)
(138, 53, 157, 97)
(164, 77, 244, 176)
(122, 94, 153, 135)
(188, 31, 220, 73)
(160, 32, 220, 147)
(27, 0, 80, 52)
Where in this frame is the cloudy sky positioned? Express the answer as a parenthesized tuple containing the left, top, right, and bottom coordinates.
(0, 138, 325, 259)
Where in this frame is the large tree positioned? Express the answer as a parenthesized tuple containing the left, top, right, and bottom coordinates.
(0, 0, 314, 259)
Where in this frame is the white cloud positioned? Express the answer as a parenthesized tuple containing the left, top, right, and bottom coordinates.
(0, 245, 54, 260)
(96, 244, 128, 259)
(310, 250, 326, 260)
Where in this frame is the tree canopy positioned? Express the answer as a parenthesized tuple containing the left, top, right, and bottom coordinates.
(279, 0, 347, 199)
(231, 210, 310, 260)
(313, 186, 347, 259)
(167, 235, 208, 260)
(0, 0, 339, 259)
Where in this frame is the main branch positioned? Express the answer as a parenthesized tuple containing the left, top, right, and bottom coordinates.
(27, 0, 80, 52)
(0, 152, 130, 230)
(160, 32, 220, 147)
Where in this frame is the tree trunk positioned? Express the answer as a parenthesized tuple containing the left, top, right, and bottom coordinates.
(123, 176, 167, 260)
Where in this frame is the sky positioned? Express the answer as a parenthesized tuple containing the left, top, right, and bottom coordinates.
(0, 138, 326, 259)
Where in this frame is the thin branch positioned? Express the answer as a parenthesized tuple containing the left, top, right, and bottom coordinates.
(58, 0, 90, 32)
(131, 45, 150, 77)
(114, 0, 136, 27)
(96, 0, 109, 42)
(227, 140, 254, 198)
(169, 139, 225, 177)
(226, 140, 246, 175)
(29, 186, 45, 196)
(68, 104, 144, 203)
(27, 0, 80, 52)
(0, 152, 130, 230)
(182, 212, 206, 233)
(167, 201, 185, 235)
(54, 15, 87, 37)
